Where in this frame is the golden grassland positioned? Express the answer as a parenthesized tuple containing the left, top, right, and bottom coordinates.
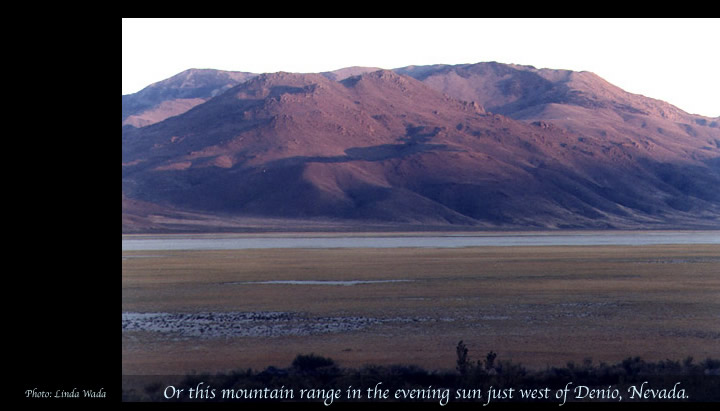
(122, 244, 720, 375)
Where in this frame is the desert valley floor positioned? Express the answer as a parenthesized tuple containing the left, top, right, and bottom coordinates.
(122, 232, 720, 378)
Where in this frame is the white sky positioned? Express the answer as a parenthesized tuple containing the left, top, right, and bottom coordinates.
(122, 18, 719, 117)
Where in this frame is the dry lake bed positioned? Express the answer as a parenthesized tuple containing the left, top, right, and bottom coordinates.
(122, 231, 720, 376)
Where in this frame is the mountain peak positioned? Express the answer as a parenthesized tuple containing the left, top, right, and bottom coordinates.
(225, 71, 332, 101)
(322, 66, 383, 81)
(140, 68, 255, 93)
(341, 68, 407, 84)
(122, 68, 258, 126)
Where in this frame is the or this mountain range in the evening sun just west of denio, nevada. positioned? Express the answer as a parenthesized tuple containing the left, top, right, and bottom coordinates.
(122, 62, 720, 233)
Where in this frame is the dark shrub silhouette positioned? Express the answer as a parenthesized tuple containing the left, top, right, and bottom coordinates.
(124, 346, 720, 403)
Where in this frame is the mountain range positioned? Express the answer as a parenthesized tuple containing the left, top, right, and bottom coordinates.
(122, 62, 720, 232)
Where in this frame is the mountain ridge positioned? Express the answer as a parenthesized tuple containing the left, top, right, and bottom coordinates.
(122, 62, 720, 232)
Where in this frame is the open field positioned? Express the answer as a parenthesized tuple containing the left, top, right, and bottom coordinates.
(122, 243, 720, 376)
